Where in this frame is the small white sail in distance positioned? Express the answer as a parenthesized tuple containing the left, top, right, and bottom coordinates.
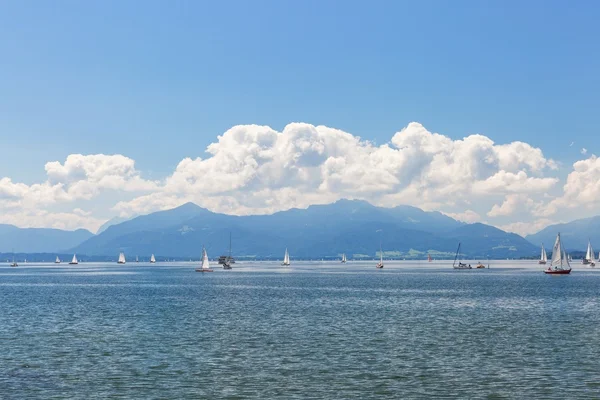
(282, 248, 290, 266)
(150, 254, 156, 263)
(540, 244, 547, 263)
(70, 254, 78, 264)
(585, 240, 595, 262)
(118, 252, 126, 264)
(55, 256, 61, 263)
(201, 247, 210, 270)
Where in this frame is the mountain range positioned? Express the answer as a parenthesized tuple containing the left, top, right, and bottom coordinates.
(0, 224, 93, 253)
(526, 216, 600, 253)
(69, 200, 537, 259)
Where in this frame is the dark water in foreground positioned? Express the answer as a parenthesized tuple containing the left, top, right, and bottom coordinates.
(0, 261, 599, 399)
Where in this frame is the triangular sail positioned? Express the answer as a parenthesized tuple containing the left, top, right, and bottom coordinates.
(550, 233, 570, 270)
(56, 256, 61, 263)
(150, 254, 156, 263)
(540, 244, 547, 262)
(71, 254, 78, 264)
(201, 247, 210, 270)
(283, 248, 290, 265)
(118, 252, 126, 264)
(585, 240, 595, 262)
(342, 253, 346, 262)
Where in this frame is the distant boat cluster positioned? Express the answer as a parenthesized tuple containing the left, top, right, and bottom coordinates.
(5, 233, 591, 276)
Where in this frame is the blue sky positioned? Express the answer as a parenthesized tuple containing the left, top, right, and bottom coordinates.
(0, 0, 599, 233)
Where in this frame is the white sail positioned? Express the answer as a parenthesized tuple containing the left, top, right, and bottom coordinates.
(71, 254, 78, 264)
(150, 254, 156, 263)
(201, 247, 210, 270)
(550, 233, 570, 270)
(118, 252, 126, 264)
(585, 240, 594, 262)
(55, 256, 61, 263)
(342, 253, 347, 263)
(282, 248, 290, 265)
(540, 244, 547, 263)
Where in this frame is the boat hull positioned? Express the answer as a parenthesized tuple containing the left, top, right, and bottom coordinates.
(544, 269, 571, 275)
(195, 268, 214, 272)
(538, 261, 546, 265)
(376, 263, 384, 269)
(69, 262, 78, 265)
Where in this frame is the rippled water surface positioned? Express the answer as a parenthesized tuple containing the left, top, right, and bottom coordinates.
(1, 261, 599, 399)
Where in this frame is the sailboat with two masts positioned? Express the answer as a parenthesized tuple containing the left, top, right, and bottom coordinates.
(376, 243, 384, 269)
(69, 254, 78, 265)
(452, 243, 471, 269)
(538, 243, 547, 265)
(583, 239, 596, 267)
(544, 233, 572, 274)
(282, 248, 291, 266)
(195, 246, 213, 272)
(117, 252, 126, 264)
(341, 253, 347, 263)
(150, 254, 156, 263)
(223, 233, 233, 270)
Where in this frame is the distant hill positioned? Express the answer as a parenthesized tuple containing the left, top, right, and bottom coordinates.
(72, 200, 537, 259)
(526, 216, 600, 253)
(97, 216, 131, 234)
(0, 224, 94, 253)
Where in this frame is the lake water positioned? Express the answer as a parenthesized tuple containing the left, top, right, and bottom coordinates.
(1, 260, 599, 399)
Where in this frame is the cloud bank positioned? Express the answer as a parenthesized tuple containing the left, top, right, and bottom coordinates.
(0, 122, 595, 236)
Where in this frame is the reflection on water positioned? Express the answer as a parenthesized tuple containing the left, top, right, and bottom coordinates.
(0, 261, 598, 398)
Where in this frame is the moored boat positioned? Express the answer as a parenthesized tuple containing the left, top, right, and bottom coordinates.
(223, 232, 233, 270)
(452, 243, 471, 269)
(544, 233, 571, 275)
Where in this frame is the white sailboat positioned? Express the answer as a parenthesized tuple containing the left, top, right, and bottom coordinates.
(282, 248, 291, 266)
(55, 256, 61, 264)
(117, 252, 126, 264)
(538, 244, 547, 265)
(69, 254, 78, 265)
(135, 255, 139, 263)
(376, 243, 383, 268)
(195, 246, 213, 272)
(452, 243, 471, 269)
(150, 254, 156, 263)
(544, 233, 571, 274)
(583, 239, 596, 267)
(341, 253, 347, 263)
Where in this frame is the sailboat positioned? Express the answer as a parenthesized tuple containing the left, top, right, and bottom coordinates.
(282, 248, 291, 266)
(544, 233, 572, 274)
(150, 254, 156, 263)
(195, 246, 213, 272)
(223, 233, 233, 270)
(69, 254, 78, 265)
(55, 256, 61, 264)
(341, 253, 347, 263)
(538, 243, 547, 265)
(135, 255, 139, 263)
(10, 253, 17, 267)
(452, 243, 471, 269)
(376, 243, 384, 268)
(583, 239, 596, 267)
(427, 253, 432, 262)
(117, 252, 126, 264)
